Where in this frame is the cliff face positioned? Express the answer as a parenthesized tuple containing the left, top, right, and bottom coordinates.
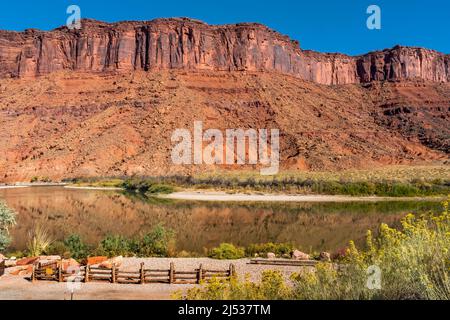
(0, 18, 448, 84)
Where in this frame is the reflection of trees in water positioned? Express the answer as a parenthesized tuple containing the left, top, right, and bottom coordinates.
(1, 187, 441, 253)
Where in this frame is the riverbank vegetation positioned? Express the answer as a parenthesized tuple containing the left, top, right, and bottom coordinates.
(208, 242, 295, 260)
(184, 200, 450, 300)
(0, 201, 16, 251)
(65, 165, 450, 197)
(41, 224, 177, 259)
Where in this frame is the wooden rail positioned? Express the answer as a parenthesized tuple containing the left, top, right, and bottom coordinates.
(31, 261, 236, 285)
(0, 260, 5, 277)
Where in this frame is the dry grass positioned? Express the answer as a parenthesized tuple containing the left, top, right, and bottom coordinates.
(195, 165, 450, 183)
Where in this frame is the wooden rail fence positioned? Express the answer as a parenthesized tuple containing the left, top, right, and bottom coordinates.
(32, 261, 236, 285)
(0, 260, 5, 277)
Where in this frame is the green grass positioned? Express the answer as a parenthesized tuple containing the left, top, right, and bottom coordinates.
(64, 165, 450, 197)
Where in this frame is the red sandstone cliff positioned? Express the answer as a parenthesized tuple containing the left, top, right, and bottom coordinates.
(0, 18, 448, 84)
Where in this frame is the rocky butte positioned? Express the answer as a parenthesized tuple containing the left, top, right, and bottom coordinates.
(0, 18, 449, 84)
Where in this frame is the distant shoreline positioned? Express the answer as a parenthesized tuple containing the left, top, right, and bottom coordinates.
(1, 184, 446, 202)
(64, 186, 123, 191)
(160, 191, 445, 203)
(0, 185, 29, 189)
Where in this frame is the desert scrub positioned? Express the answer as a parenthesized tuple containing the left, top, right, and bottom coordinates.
(122, 178, 175, 194)
(0, 201, 16, 251)
(184, 270, 292, 300)
(136, 224, 176, 257)
(26, 225, 54, 256)
(65, 177, 123, 188)
(245, 242, 295, 257)
(183, 200, 450, 300)
(96, 235, 132, 257)
(209, 243, 245, 259)
(123, 175, 449, 196)
(64, 234, 90, 259)
(94, 225, 177, 257)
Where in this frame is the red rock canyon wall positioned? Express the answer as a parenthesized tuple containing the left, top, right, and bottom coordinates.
(0, 18, 448, 84)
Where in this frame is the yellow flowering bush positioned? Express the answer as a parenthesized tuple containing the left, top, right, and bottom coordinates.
(182, 199, 450, 300)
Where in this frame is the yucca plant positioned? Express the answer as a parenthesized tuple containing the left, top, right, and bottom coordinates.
(27, 225, 54, 257)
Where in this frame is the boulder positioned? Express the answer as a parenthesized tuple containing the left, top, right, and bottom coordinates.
(266, 252, 276, 259)
(332, 248, 348, 260)
(85, 256, 108, 266)
(38, 255, 61, 265)
(0, 253, 5, 260)
(8, 265, 33, 276)
(38, 255, 61, 261)
(292, 250, 310, 260)
(319, 252, 331, 262)
(61, 258, 80, 271)
(99, 256, 123, 269)
(16, 257, 39, 266)
(4, 259, 17, 267)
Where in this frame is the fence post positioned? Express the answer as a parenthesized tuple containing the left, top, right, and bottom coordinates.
(112, 264, 116, 283)
(140, 262, 145, 284)
(169, 262, 175, 284)
(31, 264, 36, 282)
(229, 264, 236, 278)
(58, 260, 63, 282)
(197, 264, 203, 284)
(84, 264, 90, 283)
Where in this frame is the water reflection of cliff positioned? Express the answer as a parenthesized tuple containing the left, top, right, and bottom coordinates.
(0, 187, 440, 253)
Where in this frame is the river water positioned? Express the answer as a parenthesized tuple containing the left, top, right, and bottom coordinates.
(0, 186, 442, 254)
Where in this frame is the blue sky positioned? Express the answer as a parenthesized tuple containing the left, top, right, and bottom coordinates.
(0, 0, 448, 55)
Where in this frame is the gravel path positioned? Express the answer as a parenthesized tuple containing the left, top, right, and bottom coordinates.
(0, 257, 307, 300)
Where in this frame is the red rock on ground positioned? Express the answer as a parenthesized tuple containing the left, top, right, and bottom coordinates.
(85, 256, 108, 265)
(8, 265, 33, 276)
(292, 250, 310, 260)
(61, 258, 80, 271)
(99, 256, 123, 269)
(16, 257, 39, 266)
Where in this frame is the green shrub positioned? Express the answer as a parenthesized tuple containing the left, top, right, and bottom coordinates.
(122, 179, 174, 195)
(184, 270, 291, 300)
(146, 184, 175, 195)
(245, 242, 294, 257)
(46, 241, 71, 258)
(97, 235, 132, 257)
(0, 201, 16, 251)
(209, 243, 245, 260)
(64, 234, 90, 259)
(4, 250, 26, 259)
(138, 224, 176, 257)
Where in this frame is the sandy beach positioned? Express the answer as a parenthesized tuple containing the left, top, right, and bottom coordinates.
(161, 191, 440, 202)
(64, 186, 123, 191)
(0, 186, 29, 189)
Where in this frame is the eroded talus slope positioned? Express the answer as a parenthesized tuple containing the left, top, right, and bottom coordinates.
(0, 70, 448, 182)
